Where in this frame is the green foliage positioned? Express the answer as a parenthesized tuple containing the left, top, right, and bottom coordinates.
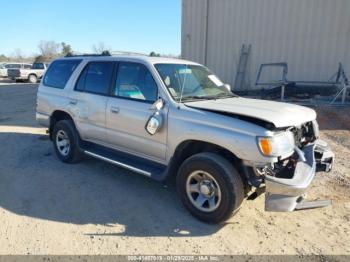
(149, 51, 161, 57)
(61, 42, 73, 56)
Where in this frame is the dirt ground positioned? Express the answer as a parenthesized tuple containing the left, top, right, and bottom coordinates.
(0, 83, 349, 255)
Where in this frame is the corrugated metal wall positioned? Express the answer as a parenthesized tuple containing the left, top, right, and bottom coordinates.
(181, 0, 350, 90)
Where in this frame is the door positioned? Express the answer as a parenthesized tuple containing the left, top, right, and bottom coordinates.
(106, 62, 167, 162)
(70, 61, 114, 144)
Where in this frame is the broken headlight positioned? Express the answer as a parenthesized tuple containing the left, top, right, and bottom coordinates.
(257, 131, 295, 157)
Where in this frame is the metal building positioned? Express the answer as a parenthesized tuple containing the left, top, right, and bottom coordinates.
(181, 0, 350, 91)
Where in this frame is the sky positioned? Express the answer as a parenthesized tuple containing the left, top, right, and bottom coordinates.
(0, 0, 181, 56)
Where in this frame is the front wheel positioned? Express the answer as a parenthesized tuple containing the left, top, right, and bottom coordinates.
(177, 152, 244, 223)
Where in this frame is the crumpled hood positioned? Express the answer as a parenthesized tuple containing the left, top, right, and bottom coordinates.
(185, 97, 316, 128)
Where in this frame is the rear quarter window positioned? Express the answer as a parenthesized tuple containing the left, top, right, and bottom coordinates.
(32, 63, 45, 69)
(43, 60, 82, 89)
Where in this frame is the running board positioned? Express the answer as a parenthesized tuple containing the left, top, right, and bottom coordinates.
(295, 199, 332, 210)
(81, 142, 167, 181)
(84, 150, 152, 177)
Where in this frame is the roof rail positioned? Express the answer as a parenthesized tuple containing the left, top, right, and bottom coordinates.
(65, 50, 111, 57)
(110, 50, 148, 56)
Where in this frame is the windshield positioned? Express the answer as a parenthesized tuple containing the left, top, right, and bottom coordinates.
(154, 64, 235, 102)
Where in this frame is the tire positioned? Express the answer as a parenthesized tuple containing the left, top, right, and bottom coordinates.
(177, 152, 244, 223)
(28, 74, 37, 83)
(52, 120, 83, 163)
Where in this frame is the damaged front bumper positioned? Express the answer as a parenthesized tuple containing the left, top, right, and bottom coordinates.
(264, 139, 334, 212)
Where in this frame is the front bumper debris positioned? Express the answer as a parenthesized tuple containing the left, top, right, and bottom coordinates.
(264, 139, 334, 212)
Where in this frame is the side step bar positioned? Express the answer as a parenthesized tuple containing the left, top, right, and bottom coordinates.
(80, 141, 168, 181)
(295, 199, 332, 210)
(84, 150, 152, 177)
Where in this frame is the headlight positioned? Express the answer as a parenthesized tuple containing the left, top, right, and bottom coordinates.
(257, 131, 295, 157)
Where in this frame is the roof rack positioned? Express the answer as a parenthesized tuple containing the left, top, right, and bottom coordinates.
(65, 50, 150, 58)
(110, 50, 148, 56)
(65, 51, 111, 57)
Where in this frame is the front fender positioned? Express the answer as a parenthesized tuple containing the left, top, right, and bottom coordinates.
(166, 106, 274, 164)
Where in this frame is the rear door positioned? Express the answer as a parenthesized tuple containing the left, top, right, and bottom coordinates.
(106, 61, 167, 162)
(70, 61, 115, 144)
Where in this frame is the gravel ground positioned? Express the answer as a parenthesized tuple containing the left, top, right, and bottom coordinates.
(0, 83, 349, 255)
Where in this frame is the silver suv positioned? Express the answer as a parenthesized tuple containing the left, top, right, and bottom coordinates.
(36, 54, 334, 223)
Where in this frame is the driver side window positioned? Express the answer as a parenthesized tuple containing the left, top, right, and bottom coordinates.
(114, 62, 158, 102)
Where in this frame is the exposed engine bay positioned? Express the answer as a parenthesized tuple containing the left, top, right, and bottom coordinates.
(267, 121, 319, 179)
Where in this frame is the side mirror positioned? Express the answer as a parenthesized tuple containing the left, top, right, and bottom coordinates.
(150, 98, 164, 111)
(145, 112, 163, 135)
(146, 98, 165, 135)
(223, 84, 231, 91)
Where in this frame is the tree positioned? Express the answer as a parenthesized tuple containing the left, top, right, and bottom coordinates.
(0, 54, 8, 62)
(34, 55, 46, 63)
(149, 51, 160, 57)
(61, 42, 73, 56)
(38, 40, 60, 60)
(12, 49, 24, 62)
(92, 42, 111, 54)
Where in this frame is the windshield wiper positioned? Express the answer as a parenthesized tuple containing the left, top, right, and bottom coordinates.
(180, 95, 217, 102)
(215, 93, 239, 99)
(181, 93, 238, 102)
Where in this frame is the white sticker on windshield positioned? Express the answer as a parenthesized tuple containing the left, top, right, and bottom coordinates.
(208, 75, 223, 86)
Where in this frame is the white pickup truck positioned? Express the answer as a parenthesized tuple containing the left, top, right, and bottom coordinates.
(8, 62, 49, 83)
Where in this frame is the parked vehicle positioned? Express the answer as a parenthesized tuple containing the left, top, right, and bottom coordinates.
(0, 63, 32, 78)
(36, 54, 334, 223)
(0, 63, 6, 77)
(8, 62, 49, 83)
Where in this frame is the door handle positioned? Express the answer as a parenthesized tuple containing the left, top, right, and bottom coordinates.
(69, 99, 78, 105)
(110, 106, 120, 114)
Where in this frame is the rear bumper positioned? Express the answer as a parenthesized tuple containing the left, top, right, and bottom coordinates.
(265, 139, 334, 212)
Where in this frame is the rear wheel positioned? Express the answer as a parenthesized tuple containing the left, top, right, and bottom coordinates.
(52, 120, 83, 163)
(177, 152, 244, 223)
(28, 74, 37, 83)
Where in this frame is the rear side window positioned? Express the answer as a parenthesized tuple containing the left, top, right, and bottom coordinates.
(75, 61, 114, 95)
(43, 60, 82, 89)
(32, 63, 45, 69)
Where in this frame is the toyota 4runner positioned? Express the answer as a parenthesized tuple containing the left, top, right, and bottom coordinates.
(36, 54, 334, 223)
